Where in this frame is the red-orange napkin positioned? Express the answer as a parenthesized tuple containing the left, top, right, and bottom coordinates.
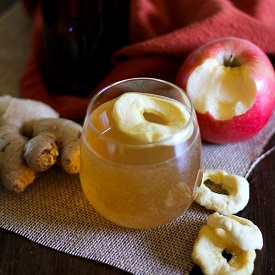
(20, 0, 275, 120)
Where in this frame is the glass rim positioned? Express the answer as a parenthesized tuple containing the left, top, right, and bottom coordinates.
(85, 77, 195, 146)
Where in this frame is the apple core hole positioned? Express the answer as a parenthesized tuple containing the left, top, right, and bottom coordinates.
(143, 112, 167, 125)
(222, 250, 233, 262)
(204, 180, 229, 195)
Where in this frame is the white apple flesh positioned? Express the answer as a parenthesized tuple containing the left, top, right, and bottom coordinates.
(176, 37, 275, 143)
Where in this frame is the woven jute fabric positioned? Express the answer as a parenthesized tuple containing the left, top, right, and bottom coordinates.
(0, 3, 274, 274)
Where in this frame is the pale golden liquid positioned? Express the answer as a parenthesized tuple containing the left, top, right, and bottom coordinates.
(80, 97, 202, 229)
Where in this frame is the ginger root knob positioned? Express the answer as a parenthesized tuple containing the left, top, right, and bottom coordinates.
(0, 96, 82, 192)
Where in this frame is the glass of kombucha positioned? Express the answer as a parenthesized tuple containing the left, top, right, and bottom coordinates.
(80, 78, 202, 229)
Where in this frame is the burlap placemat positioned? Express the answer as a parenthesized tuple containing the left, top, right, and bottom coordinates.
(0, 3, 275, 274)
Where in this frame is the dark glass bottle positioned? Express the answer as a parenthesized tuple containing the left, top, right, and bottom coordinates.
(40, 0, 130, 97)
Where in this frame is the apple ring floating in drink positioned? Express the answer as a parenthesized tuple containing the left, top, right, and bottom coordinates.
(195, 169, 249, 215)
(112, 92, 191, 143)
(207, 212, 263, 251)
(192, 224, 256, 275)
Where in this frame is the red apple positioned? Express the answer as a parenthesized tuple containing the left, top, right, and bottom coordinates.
(175, 37, 275, 144)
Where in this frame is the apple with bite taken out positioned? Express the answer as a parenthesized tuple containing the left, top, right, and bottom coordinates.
(175, 37, 275, 144)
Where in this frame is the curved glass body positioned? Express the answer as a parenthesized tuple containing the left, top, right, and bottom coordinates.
(80, 78, 202, 229)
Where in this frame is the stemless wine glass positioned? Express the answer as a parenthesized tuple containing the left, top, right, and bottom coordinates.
(80, 78, 203, 229)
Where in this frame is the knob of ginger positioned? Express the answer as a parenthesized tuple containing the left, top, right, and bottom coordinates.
(0, 96, 82, 192)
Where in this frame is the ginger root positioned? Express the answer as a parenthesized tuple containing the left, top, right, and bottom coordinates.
(0, 96, 82, 192)
(23, 118, 81, 174)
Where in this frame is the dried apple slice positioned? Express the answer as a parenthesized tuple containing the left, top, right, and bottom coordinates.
(192, 224, 256, 275)
(112, 92, 190, 143)
(194, 169, 250, 215)
(207, 212, 263, 251)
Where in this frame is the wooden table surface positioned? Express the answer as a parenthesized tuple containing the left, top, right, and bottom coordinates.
(0, 1, 274, 274)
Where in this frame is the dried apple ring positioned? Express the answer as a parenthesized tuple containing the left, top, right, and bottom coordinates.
(195, 169, 249, 215)
(112, 92, 191, 143)
(207, 212, 263, 251)
(192, 224, 256, 275)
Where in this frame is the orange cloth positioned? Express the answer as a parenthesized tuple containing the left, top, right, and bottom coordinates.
(20, 0, 275, 120)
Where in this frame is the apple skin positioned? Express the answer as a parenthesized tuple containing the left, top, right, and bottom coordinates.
(175, 37, 275, 144)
